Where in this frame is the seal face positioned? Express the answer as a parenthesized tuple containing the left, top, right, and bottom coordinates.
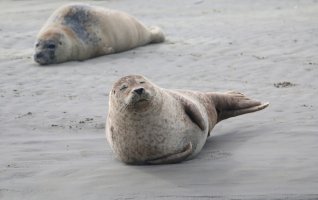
(106, 75, 269, 165)
(34, 4, 165, 65)
(111, 75, 157, 113)
(34, 41, 56, 65)
(34, 31, 64, 65)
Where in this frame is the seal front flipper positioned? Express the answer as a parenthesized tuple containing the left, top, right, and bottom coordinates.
(169, 92, 206, 131)
(209, 91, 269, 122)
(146, 143, 193, 165)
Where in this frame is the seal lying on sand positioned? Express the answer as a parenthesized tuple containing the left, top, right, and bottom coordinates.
(34, 4, 165, 65)
(106, 75, 269, 165)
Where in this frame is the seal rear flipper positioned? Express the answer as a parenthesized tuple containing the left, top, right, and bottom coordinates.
(149, 26, 165, 43)
(146, 143, 193, 165)
(210, 91, 269, 122)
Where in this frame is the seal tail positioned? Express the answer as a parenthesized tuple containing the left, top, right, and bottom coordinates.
(210, 91, 269, 122)
(149, 26, 165, 43)
(146, 143, 192, 164)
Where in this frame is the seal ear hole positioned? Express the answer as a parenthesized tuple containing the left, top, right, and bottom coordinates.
(35, 43, 39, 47)
(113, 90, 116, 94)
(59, 42, 62, 45)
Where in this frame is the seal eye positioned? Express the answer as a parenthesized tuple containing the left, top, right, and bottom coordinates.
(140, 81, 145, 84)
(120, 85, 128, 91)
(48, 44, 56, 49)
(35, 43, 40, 47)
(59, 42, 63, 45)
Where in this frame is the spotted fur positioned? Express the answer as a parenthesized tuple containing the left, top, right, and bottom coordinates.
(34, 4, 165, 65)
(106, 75, 269, 165)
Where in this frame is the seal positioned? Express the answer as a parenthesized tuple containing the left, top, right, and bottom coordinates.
(106, 75, 269, 165)
(34, 4, 165, 65)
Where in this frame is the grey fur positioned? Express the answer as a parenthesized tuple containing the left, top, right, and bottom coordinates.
(34, 4, 165, 65)
(62, 5, 100, 45)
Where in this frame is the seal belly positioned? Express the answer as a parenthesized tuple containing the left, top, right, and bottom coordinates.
(108, 96, 203, 164)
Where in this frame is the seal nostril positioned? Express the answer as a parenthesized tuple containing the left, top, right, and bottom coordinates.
(134, 88, 144, 95)
(35, 53, 43, 59)
(48, 44, 56, 49)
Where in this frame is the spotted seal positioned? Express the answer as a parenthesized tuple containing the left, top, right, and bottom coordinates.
(106, 75, 269, 165)
(34, 4, 165, 65)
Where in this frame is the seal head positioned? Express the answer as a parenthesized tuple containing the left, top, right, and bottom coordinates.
(111, 75, 160, 114)
(34, 29, 69, 65)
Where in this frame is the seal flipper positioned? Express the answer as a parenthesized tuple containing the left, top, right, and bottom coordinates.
(169, 92, 206, 131)
(210, 91, 269, 122)
(146, 143, 192, 164)
(149, 26, 165, 43)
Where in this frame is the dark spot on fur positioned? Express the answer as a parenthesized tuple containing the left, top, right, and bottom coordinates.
(216, 108, 220, 115)
(154, 134, 165, 144)
(63, 5, 99, 45)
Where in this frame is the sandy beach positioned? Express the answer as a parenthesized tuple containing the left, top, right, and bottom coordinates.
(1, 0, 318, 199)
